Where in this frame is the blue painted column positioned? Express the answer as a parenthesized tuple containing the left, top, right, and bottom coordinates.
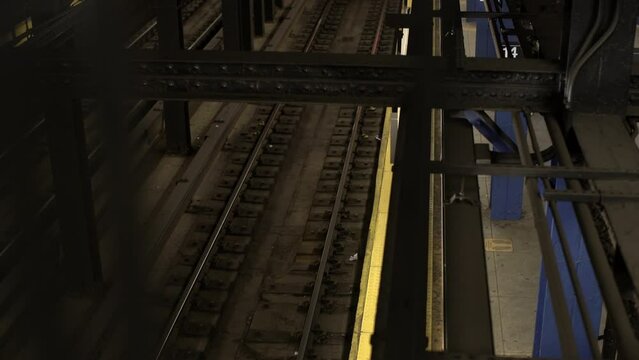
(489, 113, 524, 220)
(471, 0, 524, 220)
(533, 179, 602, 359)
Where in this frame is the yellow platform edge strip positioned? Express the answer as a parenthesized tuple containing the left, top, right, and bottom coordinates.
(349, 107, 393, 360)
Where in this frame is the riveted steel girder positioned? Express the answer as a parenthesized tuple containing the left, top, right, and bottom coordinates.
(3, 50, 565, 109)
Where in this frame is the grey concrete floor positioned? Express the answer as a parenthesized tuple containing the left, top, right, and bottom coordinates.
(480, 174, 540, 356)
(475, 113, 553, 356)
(461, 6, 549, 353)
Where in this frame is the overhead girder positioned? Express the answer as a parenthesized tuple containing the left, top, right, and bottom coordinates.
(3, 51, 570, 110)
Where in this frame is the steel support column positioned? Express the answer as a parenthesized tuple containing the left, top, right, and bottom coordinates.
(46, 100, 102, 288)
(253, 0, 265, 36)
(489, 112, 524, 220)
(373, 100, 431, 359)
(157, 0, 191, 154)
(373, 1, 432, 358)
(443, 114, 494, 354)
(222, 0, 253, 51)
(264, 0, 274, 22)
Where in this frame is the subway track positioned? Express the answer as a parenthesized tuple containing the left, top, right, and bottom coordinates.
(153, 0, 401, 359)
(128, 0, 220, 49)
(84, 4, 304, 359)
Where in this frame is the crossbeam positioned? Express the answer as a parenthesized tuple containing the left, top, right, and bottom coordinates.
(2, 50, 564, 109)
(4, 49, 639, 110)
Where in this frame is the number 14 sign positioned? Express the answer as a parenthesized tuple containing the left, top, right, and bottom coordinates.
(501, 45, 521, 59)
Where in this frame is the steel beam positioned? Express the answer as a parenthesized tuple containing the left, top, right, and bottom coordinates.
(424, 162, 639, 181)
(222, 0, 253, 51)
(543, 190, 639, 203)
(46, 99, 102, 288)
(373, 2, 432, 358)
(157, 0, 191, 154)
(443, 114, 494, 354)
(4, 51, 562, 109)
(264, 0, 275, 22)
(157, 0, 183, 51)
(441, 0, 464, 68)
(373, 100, 431, 359)
(253, 0, 265, 36)
(162, 101, 191, 154)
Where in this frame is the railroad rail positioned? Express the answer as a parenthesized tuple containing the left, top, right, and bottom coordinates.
(295, 0, 391, 358)
(153, 0, 401, 358)
(127, 0, 218, 49)
(153, 0, 345, 357)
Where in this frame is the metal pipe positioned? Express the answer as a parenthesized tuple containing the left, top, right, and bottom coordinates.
(543, 190, 639, 203)
(526, 115, 601, 360)
(544, 114, 639, 359)
(423, 162, 639, 180)
(566, 0, 620, 105)
(512, 113, 579, 358)
(569, 0, 604, 71)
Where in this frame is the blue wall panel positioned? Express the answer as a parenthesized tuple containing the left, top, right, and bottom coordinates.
(534, 179, 603, 359)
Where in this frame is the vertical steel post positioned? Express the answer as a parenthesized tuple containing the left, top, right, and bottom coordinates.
(489, 112, 524, 220)
(95, 0, 150, 355)
(264, 0, 275, 22)
(157, 0, 191, 154)
(373, 100, 431, 360)
(373, 1, 432, 358)
(46, 100, 102, 288)
(253, 0, 265, 36)
(223, 0, 254, 51)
